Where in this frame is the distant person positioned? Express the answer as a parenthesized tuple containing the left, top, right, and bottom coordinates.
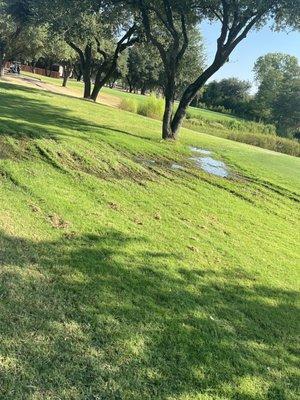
(17, 64, 20, 75)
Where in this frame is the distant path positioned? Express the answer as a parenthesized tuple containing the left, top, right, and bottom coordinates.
(2, 74, 122, 109)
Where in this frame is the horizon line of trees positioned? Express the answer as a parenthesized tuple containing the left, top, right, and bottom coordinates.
(0, 0, 299, 140)
(195, 52, 300, 138)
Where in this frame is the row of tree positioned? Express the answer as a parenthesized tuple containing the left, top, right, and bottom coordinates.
(198, 53, 300, 138)
(0, 0, 299, 140)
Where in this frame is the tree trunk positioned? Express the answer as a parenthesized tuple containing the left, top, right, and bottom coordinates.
(62, 71, 69, 87)
(161, 67, 177, 139)
(73, 65, 82, 81)
(127, 77, 133, 93)
(90, 66, 104, 101)
(90, 25, 139, 102)
(62, 64, 73, 87)
(83, 74, 91, 98)
(47, 61, 53, 77)
(162, 95, 175, 139)
(0, 45, 6, 77)
(170, 63, 221, 137)
(83, 45, 92, 99)
(0, 56, 5, 77)
(31, 61, 37, 74)
(90, 59, 117, 102)
(66, 42, 92, 98)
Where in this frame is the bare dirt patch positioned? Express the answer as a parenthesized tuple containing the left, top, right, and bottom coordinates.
(2, 75, 121, 108)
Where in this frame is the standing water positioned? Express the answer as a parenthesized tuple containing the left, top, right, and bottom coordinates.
(189, 147, 229, 178)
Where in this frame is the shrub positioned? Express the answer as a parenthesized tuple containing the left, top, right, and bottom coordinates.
(227, 132, 300, 157)
(119, 98, 137, 113)
(209, 121, 225, 129)
(185, 117, 205, 127)
(137, 95, 164, 119)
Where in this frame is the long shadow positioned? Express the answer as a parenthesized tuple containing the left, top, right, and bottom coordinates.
(0, 82, 161, 158)
(0, 229, 298, 399)
(0, 82, 103, 140)
(0, 82, 180, 185)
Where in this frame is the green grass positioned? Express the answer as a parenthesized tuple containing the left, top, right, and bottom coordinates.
(0, 81, 299, 400)
(21, 72, 244, 120)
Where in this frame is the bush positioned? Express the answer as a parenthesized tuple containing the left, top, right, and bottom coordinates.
(119, 98, 138, 113)
(137, 95, 164, 119)
(227, 132, 300, 157)
(187, 112, 277, 136)
(185, 117, 205, 127)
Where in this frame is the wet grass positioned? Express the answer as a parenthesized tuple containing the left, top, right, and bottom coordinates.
(0, 81, 299, 399)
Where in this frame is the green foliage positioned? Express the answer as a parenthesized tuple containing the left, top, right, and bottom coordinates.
(0, 1, 19, 63)
(175, 27, 205, 97)
(137, 94, 164, 119)
(126, 43, 161, 93)
(120, 98, 138, 113)
(186, 109, 276, 135)
(253, 53, 300, 135)
(202, 78, 251, 114)
(253, 53, 300, 85)
(273, 78, 300, 137)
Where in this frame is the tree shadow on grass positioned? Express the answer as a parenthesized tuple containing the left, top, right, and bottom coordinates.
(0, 82, 164, 171)
(0, 229, 298, 399)
(0, 82, 153, 142)
(0, 82, 102, 140)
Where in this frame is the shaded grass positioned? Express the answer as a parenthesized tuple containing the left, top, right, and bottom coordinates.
(0, 81, 299, 399)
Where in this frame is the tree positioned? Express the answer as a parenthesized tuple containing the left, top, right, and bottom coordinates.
(175, 27, 205, 98)
(125, 28, 204, 97)
(202, 78, 251, 114)
(273, 78, 300, 137)
(89, 24, 139, 101)
(130, 0, 300, 139)
(126, 43, 161, 93)
(106, 51, 128, 88)
(12, 25, 48, 72)
(32, 0, 139, 100)
(253, 53, 300, 123)
(0, 0, 30, 76)
(130, 0, 198, 138)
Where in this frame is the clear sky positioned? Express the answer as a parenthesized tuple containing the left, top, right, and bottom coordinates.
(201, 21, 300, 92)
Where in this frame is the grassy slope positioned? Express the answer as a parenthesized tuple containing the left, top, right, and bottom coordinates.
(0, 81, 299, 400)
(23, 72, 239, 121)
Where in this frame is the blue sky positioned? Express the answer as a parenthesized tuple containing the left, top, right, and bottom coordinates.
(201, 21, 300, 92)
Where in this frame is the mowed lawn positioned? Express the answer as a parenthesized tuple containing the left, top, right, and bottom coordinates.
(0, 81, 299, 400)
(23, 71, 239, 122)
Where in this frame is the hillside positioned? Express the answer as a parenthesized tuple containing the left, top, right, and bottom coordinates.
(15, 72, 299, 157)
(0, 81, 299, 400)
(20, 71, 255, 120)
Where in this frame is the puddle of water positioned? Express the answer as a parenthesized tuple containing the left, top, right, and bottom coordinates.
(171, 163, 184, 171)
(190, 156, 229, 178)
(189, 146, 211, 155)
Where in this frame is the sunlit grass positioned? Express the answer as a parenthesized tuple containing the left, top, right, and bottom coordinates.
(0, 81, 299, 399)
